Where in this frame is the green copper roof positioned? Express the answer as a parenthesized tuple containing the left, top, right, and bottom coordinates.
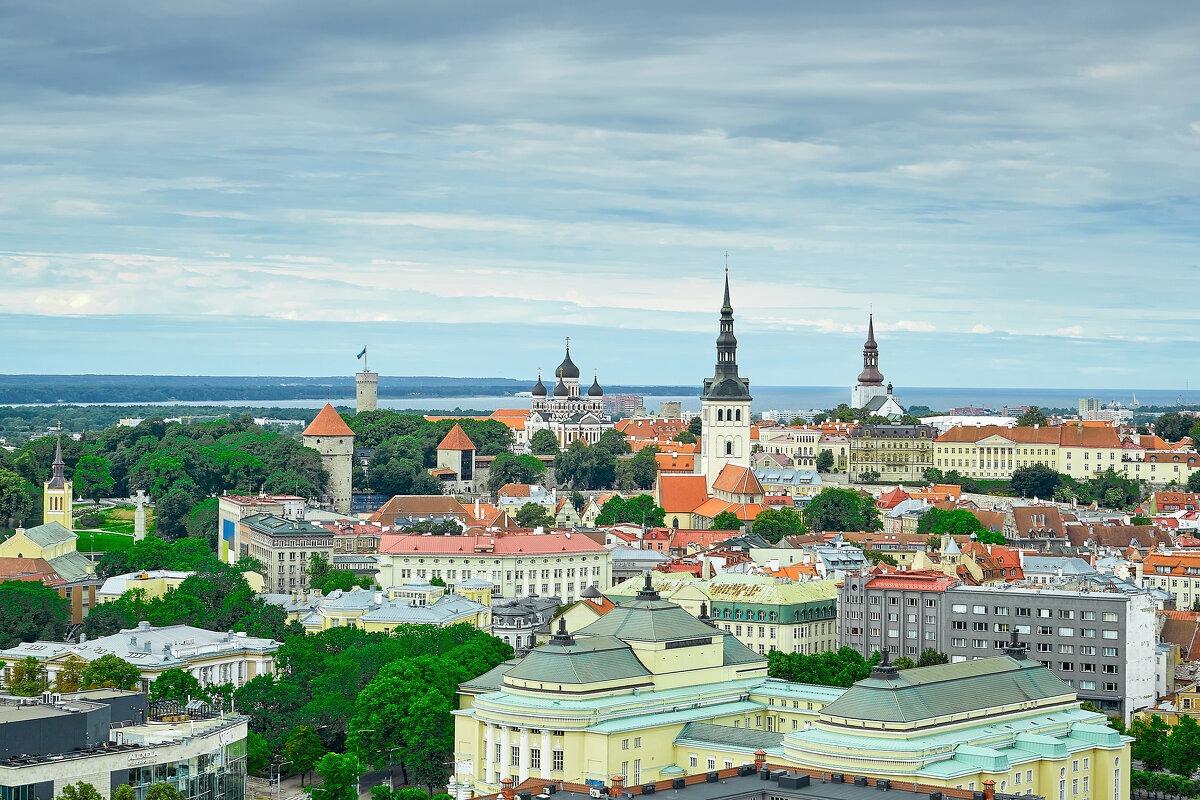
(676, 722, 783, 752)
(504, 635, 651, 685)
(820, 656, 1074, 725)
(722, 634, 766, 666)
(460, 659, 518, 692)
(576, 597, 724, 641)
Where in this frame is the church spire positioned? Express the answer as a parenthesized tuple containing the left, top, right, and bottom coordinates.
(857, 313, 884, 386)
(48, 430, 66, 489)
(701, 269, 751, 401)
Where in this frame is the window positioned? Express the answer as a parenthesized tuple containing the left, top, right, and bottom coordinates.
(952, 604, 967, 613)
(973, 605, 986, 614)
(634, 737, 641, 748)
(1080, 680, 1097, 690)
(531, 749, 540, 769)
(622, 739, 629, 750)
(1058, 627, 1074, 637)
(706, 757, 716, 770)
(688, 755, 698, 768)
(1082, 611, 1096, 620)
(1081, 629, 1096, 638)
(553, 750, 563, 771)
(1103, 612, 1118, 622)
(1102, 629, 1118, 640)
(1102, 647, 1117, 657)
(1059, 644, 1074, 654)
(511, 746, 520, 767)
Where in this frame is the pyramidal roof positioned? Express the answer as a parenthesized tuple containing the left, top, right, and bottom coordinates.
(303, 404, 354, 437)
(437, 423, 477, 451)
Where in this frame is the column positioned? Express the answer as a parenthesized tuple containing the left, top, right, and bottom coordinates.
(519, 728, 530, 783)
(540, 731, 551, 777)
(483, 724, 493, 782)
(501, 726, 511, 780)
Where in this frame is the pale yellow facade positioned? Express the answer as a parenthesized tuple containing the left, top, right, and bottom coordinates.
(0, 525, 77, 561)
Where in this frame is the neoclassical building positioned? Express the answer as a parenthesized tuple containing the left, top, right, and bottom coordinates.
(700, 273, 752, 490)
(526, 342, 613, 448)
(452, 576, 1129, 799)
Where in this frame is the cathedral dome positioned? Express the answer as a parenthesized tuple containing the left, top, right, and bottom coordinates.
(556, 344, 580, 380)
(588, 373, 603, 397)
(532, 371, 547, 397)
(554, 377, 569, 397)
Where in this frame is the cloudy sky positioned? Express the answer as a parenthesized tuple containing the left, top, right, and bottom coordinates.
(1, 2, 1197, 388)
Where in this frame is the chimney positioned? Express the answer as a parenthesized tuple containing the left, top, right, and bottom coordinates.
(983, 779, 995, 800)
(754, 750, 766, 770)
(609, 777, 624, 797)
(500, 778, 515, 800)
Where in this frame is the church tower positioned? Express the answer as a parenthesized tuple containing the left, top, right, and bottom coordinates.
(700, 271, 752, 490)
(851, 313, 887, 409)
(43, 432, 73, 529)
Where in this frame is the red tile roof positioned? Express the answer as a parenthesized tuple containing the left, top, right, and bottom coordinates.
(437, 423, 476, 451)
(303, 403, 354, 437)
(658, 474, 709, 513)
(865, 571, 958, 592)
(379, 532, 607, 555)
(692, 498, 762, 522)
(711, 463, 763, 495)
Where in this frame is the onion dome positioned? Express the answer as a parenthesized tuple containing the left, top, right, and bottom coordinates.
(532, 369, 547, 397)
(588, 371, 603, 397)
(554, 374, 569, 396)
(556, 342, 580, 380)
(857, 313, 884, 386)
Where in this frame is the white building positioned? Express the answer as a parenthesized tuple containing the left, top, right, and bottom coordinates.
(526, 342, 613, 447)
(700, 273, 752, 490)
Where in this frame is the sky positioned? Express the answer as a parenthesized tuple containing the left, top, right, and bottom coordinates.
(1, 2, 1198, 389)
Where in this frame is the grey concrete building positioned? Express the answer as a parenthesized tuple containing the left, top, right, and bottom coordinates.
(240, 513, 334, 594)
(491, 593, 561, 655)
(839, 571, 1158, 722)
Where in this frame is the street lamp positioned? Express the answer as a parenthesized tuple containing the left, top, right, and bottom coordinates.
(386, 746, 403, 790)
(274, 760, 294, 800)
(352, 730, 377, 798)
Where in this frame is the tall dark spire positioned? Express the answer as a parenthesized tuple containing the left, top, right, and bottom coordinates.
(702, 270, 751, 401)
(48, 430, 66, 490)
(857, 313, 884, 386)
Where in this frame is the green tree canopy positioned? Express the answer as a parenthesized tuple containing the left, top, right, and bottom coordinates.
(672, 431, 696, 444)
(815, 450, 834, 473)
(81, 654, 142, 690)
(553, 440, 617, 490)
(752, 507, 808, 543)
(144, 784, 185, 800)
(1189, 471, 1200, 493)
(54, 655, 87, 692)
(9, 655, 47, 696)
(1129, 715, 1168, 771)
(73, 455, 115, 502)
(805, 488, 882, 533)
(486, 452, 547, 492)
(1010, 463, 1063, 499)
(149, 668, 203, 704)
(0, 469, 36, 527)
(767, 647, 880, 687)
(1165, 713, 1200, 777)
(309, 753, 361, 800)
(917, 648, 949, 667)
(687, 417, 702, 437)
(917, 507, 985, 537)
(595, 495, 665, 528)
(710, 511, 742, 531)
(616, 446, 658, 491)
(528, 429, 561, 455)
(0, 580, 71, 648)
(514, 502, 555, 529)
(1016, 407, 1049, 427)
(57, 782, 104, 800)
(1156, 412, 1193, 442)
(283, 724, 328, 786)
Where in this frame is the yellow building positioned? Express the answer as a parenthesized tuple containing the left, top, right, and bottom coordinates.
(96, 569, 194, 603)
(454, 577, 1130, 799)
(43, 435, 73, 530)
(296, 583, 492, 634)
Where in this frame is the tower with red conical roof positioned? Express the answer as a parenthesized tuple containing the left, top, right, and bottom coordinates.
(303, 404, 355, 513)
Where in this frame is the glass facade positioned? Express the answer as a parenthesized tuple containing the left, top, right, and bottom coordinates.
(121, 737, 246, 800)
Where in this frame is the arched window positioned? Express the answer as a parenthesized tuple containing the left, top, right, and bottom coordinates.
(735, 409, 742, 421)
(725, 441, 733, 456)
(717, 409, 724, 421)
(672, 516, 679, 528)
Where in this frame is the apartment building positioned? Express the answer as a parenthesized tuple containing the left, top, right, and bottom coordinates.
(1138, 551, 1200, 607)
(839, 571, 1157, 721)
(239, 513, 334, 594)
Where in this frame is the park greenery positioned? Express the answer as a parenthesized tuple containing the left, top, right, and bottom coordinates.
(306, 552, 374, 594)
(554, 429, 644, 490)
(752, 506, 808, 542)
(710, 511, 742, 531)
(767, 647, 880, 687)
(0, 580, 71, 648)
(916, 507, 1005, 544)
(514, 501, 556, 529)
(804, 488, 882, 533)
(892, 649, 948, 670)
(1125, 714, 1200, 779)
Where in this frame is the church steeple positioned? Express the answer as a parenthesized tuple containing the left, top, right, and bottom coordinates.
(42, 429, 73, 529)
(857, 313, 884, 386)
(48, 432, 66, 490)
(702, 270, 751, 401)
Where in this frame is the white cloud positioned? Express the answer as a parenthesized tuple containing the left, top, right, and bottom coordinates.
(971, 324, 994, 334)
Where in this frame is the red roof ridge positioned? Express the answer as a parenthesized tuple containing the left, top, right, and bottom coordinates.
(438, 423, 477, 451)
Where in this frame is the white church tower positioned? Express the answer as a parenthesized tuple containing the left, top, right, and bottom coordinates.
(700, 271, 752, 490)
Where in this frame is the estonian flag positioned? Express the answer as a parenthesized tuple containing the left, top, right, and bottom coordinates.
(357, 347, 367, 359)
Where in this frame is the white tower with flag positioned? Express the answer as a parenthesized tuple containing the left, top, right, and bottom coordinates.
(355, 346, 378, 413)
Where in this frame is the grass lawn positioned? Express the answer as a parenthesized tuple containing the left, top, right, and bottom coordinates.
(75, 530, 136, 551)
(74, 506, 156, 550)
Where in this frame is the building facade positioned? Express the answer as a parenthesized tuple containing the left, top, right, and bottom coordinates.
(527, 343, 613, 448)
(700, 273, 752, 491)
(240, 513, 335, 594)
(847, 424, 935, 484)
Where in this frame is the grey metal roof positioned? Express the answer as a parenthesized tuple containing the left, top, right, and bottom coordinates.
(676, 721, 783, 751)
(577, 597, 728, 641)
(504, 634, 652, 685)
(359, 594, 488, 625)
(19, 522, 77, 548)
(0, 623, 278, 669)
(47, 551, 93, 582)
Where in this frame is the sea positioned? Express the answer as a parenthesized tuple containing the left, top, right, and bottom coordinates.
(17, 386, 1187, 415)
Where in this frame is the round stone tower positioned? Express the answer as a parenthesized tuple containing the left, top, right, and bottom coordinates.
(302, 403, 355, 514)
(356, 370, 378, 413)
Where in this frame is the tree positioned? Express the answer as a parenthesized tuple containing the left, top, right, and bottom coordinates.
(857, 470, 881, 483)
(155, 487, 196, 541)
(1016, 407, 1048, 427)
(1156, 412, 1193, 442)
(283, 725, 328, 786)
(595, 429, 630, 456)
(687, 417, 702, 437)
(922, 467, 943, 482)
(595, 495, 665, 528)
(486, 453, 547, 492)
(1084, 468, 1144, 510)
(150, 668, 203, 704)
(58, 782, 104, 800)
(1129, 715, 1169, 771)
(1010, 464, 1062, 499)
(0, 469, 35, 527)
(144, 785, 184, 800)
(81, 654, 141, 690)
(752, 507, 808, 543)
(1190, 471, 1200, 493)
(570, 491, 586, 512)
(310, 752, 362, 800)
(892, 656, 916, 670)
(863, 550, 898, 566)
(917, 508, 988, 538)
(805, 488, 882, 533)
(307, 552, 333, 589)
(9, 656, 47, 695)
(0, 580, 71, 648)
(616, 446, 658, 490)
(916, 648, 949, 667)
(73, 455, 115, 502)
(1131, 515, 1153, 526)
(672, 431, 696, 445)
(515, 502, 555, 529)
(54, 655, 87, 692)
(112, 787, 137, 800)
(815, 450, 834, 473)
(248, 731, 273, 774)
(766, 647, 879, 687)
(553, 441, 617, 491)
(1166, 714, 1200, 777)
(710, 511, 742, 531)
(529, 429, 561, 455)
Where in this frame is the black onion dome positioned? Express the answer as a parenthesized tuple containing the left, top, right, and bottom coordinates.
(556, 344, 580, 379)
(532, 370, 547, 397)
(588, 374, 603, 396)
(554, 376, 569, 396)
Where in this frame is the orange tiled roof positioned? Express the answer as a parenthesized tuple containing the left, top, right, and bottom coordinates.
(303, 403, 354, 437)
(658, 474, 708, 513)
(712, 463, 763, 495)
(655, 452, 695, 472)
(692, 498, 762, 522)
(437, 423, 477, 451)
(497, 483, 534, 498)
